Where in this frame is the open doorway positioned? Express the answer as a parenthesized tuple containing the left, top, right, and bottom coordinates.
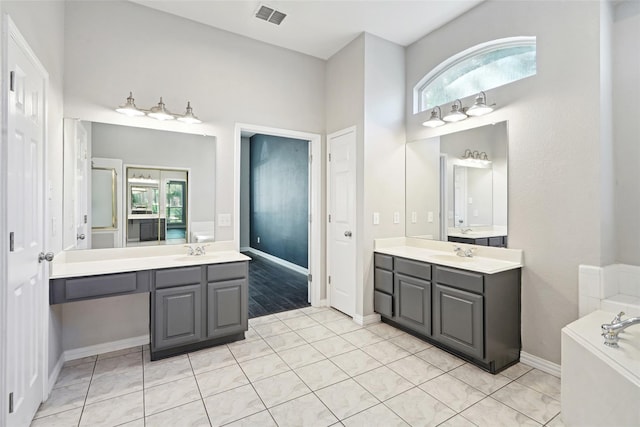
(235, 124, 322, 318)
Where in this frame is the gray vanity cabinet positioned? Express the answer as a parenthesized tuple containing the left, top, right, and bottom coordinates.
(433, 284, 483, 359)
(152, 266, 203, 351)
(154, 284, 203, 349)
(151, 261, 248, 360)
(374, 254, 394, 318)
(206, 263, 248, 339)
(394, 274, 431, 335)
(374, 252, 521, 373)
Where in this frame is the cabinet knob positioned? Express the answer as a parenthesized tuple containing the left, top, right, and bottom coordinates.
(344, 231, 352, 237)
(77, 233, 86, 240)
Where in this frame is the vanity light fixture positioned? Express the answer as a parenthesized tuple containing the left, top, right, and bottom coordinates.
(466, 91, 494, 117)
(460, 149, 492, 167)
(147, 97, 175, 121)
(115, 92, 145, 117)
(423, 92, 496, 128)
(115, 92, 202, 124)
(442, 99, 468, 122)
(422, 106, 445, 128)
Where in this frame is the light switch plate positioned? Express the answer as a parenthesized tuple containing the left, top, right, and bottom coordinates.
(393, 212, 400, 224)
(411, 211, 417, 223)
(427, 211, 434, 223)
(373, 212, 380, 225)
(218, 213, 231, 227)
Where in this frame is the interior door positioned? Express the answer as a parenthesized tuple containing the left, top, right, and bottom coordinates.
(74, 120, 89, 249)
(3, 17, 49, 427)
(328, 127, 356, 317)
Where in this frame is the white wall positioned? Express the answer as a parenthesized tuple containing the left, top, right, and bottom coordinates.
(326, 34, 365, 305)
(0, 0, 66, 374)
(405, 0, 603, 363)
(326, 33, 405, 318)
(63, 0, 326, 243)
(613, 9, 640, 265)
(362, 34, 406, 316)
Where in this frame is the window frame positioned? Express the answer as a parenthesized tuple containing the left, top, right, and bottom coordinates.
(413, 36, 537, 114)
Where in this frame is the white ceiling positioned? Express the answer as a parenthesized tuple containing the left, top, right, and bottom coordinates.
(130, 0, 483, 60)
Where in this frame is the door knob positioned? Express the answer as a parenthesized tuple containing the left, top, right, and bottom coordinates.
(77, 233, 86, 240)
(344, 231, 352, 237)
(38, 252, 54, 263)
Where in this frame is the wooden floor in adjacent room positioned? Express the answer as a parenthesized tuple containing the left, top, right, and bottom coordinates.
(243, 252, 310, 318)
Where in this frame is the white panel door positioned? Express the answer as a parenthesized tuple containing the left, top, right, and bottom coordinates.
(74, 121, 89, 249)
(4, 19, 48, 427)
(328, 128, 356, 316)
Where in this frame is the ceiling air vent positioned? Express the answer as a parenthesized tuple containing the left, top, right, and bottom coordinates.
(255, 4, 287, 25)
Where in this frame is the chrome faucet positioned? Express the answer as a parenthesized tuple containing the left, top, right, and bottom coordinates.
(460, 228, 473, 234)
(601, 311, 640, 347)
(184, 245, 208, 256)
(453, 245, 477, 258)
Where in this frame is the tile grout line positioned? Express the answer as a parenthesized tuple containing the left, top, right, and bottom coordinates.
(186, 350, 213, 427)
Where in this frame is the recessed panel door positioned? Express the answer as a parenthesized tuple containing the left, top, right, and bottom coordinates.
(5, 19, 48, 427)
(328, 128, 356, 317)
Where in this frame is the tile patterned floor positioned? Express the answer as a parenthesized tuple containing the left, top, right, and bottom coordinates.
(32, 307, 565, 427)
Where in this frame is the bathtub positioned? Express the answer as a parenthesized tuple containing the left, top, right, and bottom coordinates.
(561, 310, 640, 426)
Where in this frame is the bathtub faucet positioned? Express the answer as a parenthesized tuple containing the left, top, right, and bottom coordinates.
(601, 311, 640, 347)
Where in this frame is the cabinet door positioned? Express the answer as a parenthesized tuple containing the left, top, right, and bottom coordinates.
(154, 284, 202, 350)
(207, 279, 248, 338)
(434, 284, 484, 359)
(394, 273, 431, 335)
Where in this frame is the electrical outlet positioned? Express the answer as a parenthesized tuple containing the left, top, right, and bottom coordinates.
(373, 212, 380, 225)
(218, 213, 231, 227)
(427, 211, 434, 223)
(257, 236, 260, 244)
(411, 211, 417, 223)
(393, 212, 400, 224)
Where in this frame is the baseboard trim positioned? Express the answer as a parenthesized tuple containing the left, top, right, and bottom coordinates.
(353, 313, 381, 326)
(47, 355, 64, 396)
(63, 335, 150, 362)
(244, 248, 308, 275)
(521, 351, 561, 378)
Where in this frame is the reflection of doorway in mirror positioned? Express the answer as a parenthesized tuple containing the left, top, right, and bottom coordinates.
(126, 166, 189, 247)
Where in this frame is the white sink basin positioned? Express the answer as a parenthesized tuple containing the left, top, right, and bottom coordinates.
(429, 254, 473, 263)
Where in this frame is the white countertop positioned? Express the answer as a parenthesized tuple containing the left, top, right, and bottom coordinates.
(374, 237, 522, 274)
(50, 241, 251, 279)
(562, 310, 640, 387)
(447, 230, 507, 239)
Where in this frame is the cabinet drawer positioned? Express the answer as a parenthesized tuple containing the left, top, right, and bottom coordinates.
(374, 268, 393, 294)
(435, 266, 483, 294)
(395, 257, 431, 280)
(374, 253, 393, 271)
(50, 271, 150, 304)
(63, 272, 136, 300)
(207, 262, 247, 282)
(374, 291, 393, 318)
(155, 266, 202, 289)
(489, 236, 505, 247)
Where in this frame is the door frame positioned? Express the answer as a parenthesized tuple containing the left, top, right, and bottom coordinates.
(0, 15, 50, 425)
(234, 123, 322, 306)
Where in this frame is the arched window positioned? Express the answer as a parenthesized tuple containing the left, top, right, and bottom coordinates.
(414, 37, 536, 113)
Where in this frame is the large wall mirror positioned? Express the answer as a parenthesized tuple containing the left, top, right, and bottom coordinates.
(63, 120, 216, 250)
(406, 121, 508, 246)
